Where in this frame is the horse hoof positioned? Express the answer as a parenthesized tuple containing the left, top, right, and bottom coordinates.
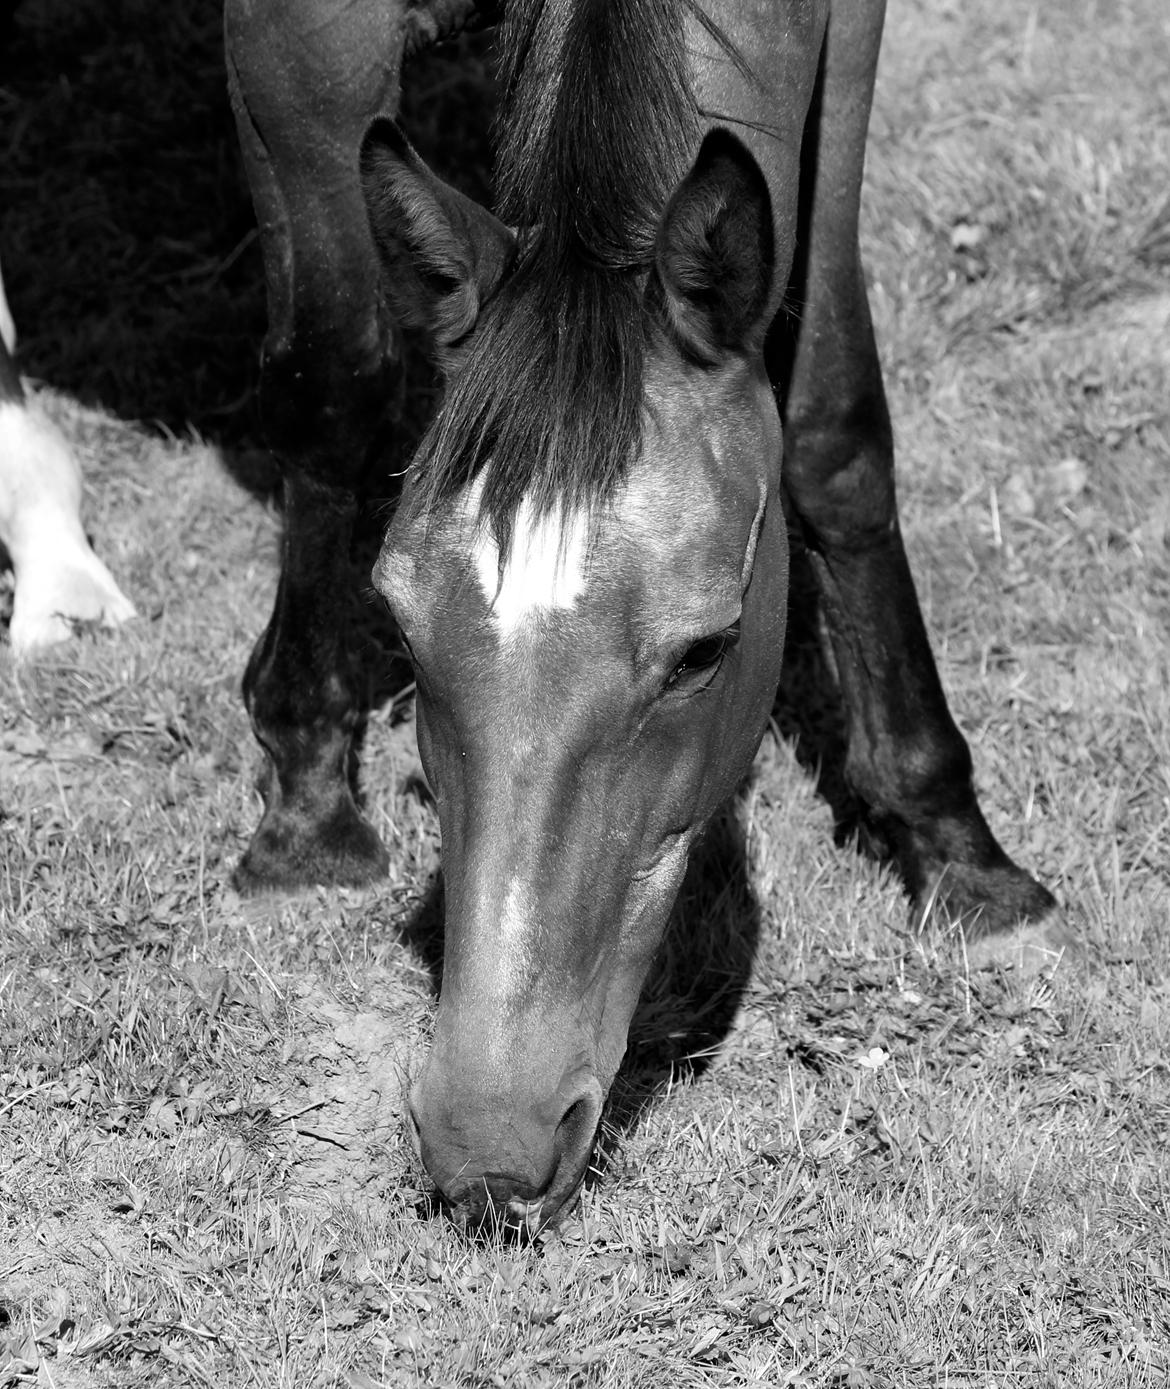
(912, 859, 1075, 973)
(915, 858, 1054, 930)
(9, 557, 136, 657)
(960, 911, 1079, 975)
(234, 799, 390, 892)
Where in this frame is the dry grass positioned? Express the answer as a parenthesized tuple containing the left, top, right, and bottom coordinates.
(2, 0, 1169, 1386)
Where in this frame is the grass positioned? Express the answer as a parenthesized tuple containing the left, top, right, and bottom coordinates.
(2, 0, 1169, 1385)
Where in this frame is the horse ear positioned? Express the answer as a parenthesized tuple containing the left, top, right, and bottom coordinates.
(653, 129, 774, 363)
(361, 119, 517, 366)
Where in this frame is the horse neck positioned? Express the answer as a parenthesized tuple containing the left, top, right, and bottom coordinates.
(495, 0, 696, 268)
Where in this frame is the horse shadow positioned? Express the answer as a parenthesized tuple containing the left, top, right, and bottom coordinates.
(595, 537, 865, 1164)
(599, 806, 763, 1154)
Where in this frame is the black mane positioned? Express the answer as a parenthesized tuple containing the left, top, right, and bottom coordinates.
(409, 0, 698, 543)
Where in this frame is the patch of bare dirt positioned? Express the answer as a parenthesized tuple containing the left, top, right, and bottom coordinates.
(272, 971, 426, 1206)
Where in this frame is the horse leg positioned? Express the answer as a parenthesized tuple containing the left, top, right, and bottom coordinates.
(0, 258, 136, 657)
(773, 2, 1062, 959)
(225, 0, 413, 890)
(227, 0, 494, 891)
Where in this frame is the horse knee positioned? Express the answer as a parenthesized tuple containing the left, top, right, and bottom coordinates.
(256, 335, 399, 480)
(783, 398, 897, 549)
(846, 719, 974, 827)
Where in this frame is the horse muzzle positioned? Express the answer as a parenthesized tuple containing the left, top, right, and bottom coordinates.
(408, 1057, 605, 1235)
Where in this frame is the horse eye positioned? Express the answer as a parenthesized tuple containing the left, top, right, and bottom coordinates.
(669, 623, 740, 686)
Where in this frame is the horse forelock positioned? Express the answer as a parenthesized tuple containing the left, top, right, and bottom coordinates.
(408, 0, 698, 552)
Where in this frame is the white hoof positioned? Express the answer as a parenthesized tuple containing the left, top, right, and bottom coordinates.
(0, 399, 135, 657)
(9, 549, 137, 657)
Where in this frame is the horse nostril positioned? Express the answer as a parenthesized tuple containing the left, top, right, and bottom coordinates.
(549, 1080, 604, 1194)
(554, 1095, 594, 1164)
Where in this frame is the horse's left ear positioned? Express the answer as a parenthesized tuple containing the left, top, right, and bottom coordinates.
(653, 129, 774, 364)
(361, 119, 517, 368)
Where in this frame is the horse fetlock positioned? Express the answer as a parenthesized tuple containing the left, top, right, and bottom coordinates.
(783, 424, 896, 545)
(239, 719, 384, 891)
(236, 781, 387, 892)
(243, 617, 358, 761)
(245, 685, 357, 757)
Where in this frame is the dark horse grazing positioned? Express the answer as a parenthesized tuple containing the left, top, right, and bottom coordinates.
(226, 0, 1064, 1232)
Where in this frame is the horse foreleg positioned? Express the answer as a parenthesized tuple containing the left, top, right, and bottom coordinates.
(238, 474, 390, 888)
(773, 4, 1063, 964)
(225, 0, 411, 890)
(0, 260, 136, 658)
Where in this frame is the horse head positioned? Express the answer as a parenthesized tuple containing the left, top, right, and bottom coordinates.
(361, 120, 787, 1232)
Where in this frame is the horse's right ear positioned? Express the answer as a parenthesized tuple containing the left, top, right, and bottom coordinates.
(360, 119, 517, 368)
(653, 129, 774, 364)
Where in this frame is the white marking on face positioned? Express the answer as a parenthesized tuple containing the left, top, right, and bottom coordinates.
(499, 879, 531, 943)
(463, 877, 534, 1017)
(469, 489, 590, 637)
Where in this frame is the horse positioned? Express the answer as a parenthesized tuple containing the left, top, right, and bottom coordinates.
(225, 0, 1066, 1233)
(0, 256, 136, 657)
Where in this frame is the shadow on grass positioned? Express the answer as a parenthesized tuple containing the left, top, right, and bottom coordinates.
(395, 857, 446, 987)
(598, 806, 763, 1161)
(0, 3, 497, 471)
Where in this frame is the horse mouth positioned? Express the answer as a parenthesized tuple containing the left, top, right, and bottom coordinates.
(504, 1194, 546, 1239)
(439, 1184, 550, 1241)
(437, 1134, 597, 1240)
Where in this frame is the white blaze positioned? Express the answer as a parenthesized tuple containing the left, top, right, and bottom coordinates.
(470, 490, 590, 637)
(499, 879, 531, 942)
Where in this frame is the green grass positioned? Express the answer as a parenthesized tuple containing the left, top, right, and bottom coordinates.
(2, 0, 1169, 1385)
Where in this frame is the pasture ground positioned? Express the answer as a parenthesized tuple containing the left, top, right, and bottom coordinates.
(2, 0, 1169, 1385)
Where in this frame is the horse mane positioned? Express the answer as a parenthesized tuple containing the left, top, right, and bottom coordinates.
(409, 0, 698, 545)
